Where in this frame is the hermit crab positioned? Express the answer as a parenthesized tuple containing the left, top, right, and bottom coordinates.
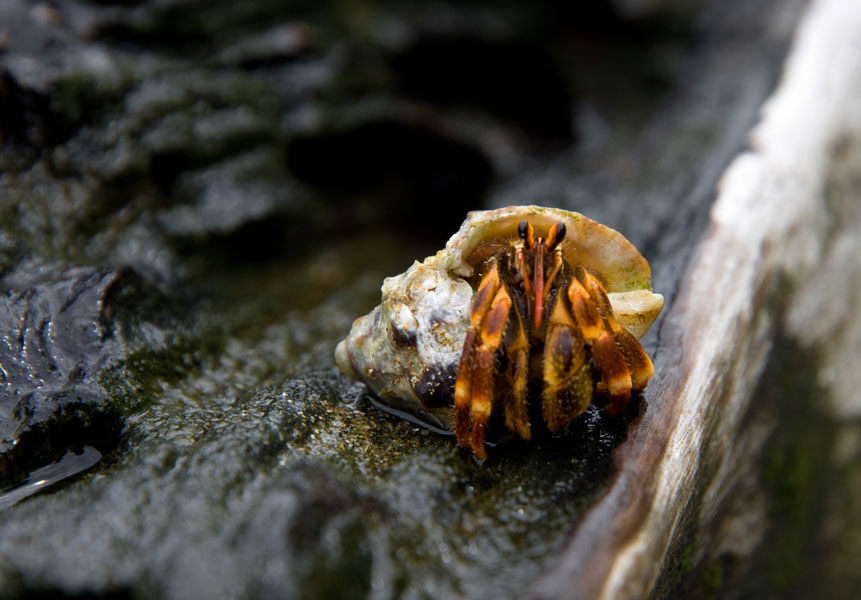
(336, 206, 663, 460)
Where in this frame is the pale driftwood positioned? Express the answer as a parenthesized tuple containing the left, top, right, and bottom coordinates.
(532, 0, 861, 597)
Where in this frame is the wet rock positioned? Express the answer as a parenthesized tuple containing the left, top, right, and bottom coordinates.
(0, 362, 638, 599)
(288, 118, 494, 238)
(391, 35, 575, 145)
(0, 265, 166, 489)
(2, 0, 850, 598)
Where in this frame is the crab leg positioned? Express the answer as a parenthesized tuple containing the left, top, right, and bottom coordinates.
(504, 311, 531, 442)
(454, 261, 501, 448)
(575, 267, 643, 413)
(614, 327, 654, 391)
(568, 276, 604, 342)
(454, 327, 477, 446)
(469, 286, 512, 459)
(576, 266, 654, 390)
(591, 331, 633, 414)
(542, 294, 593, 433)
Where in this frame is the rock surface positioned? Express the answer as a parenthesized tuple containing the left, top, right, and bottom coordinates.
(2, 0, 858, 598)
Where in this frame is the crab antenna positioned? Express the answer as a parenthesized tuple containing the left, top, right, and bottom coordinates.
(516, 243, 532, 299)
(532, 223, 567, 329)
(533, 238, 545, 329)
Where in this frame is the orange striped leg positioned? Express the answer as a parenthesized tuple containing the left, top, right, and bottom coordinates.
(568, 276, 603, 342)
(575, 267, 636, 413)
(541, 295, 593, 434)
(615, 327, 654, 391)
(468, 285, 512, 459)
(577, 266, 654, 392)
(454, 260, 502, 452)
(503, 313, 531, 442)
(454, 327, 477, 446)
(591, 332, 632, 414)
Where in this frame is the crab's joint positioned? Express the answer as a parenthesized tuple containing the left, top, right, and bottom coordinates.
(515, 241, 532, 299)
(615, 327, 654, 391)
(470, 260, 501, 324)
(481, 289, 511, 345)
(592, 332, 632, 414)
(576, 266, 621, 335)
(543, 245, 564, 305)
(568, 277, 603, 342)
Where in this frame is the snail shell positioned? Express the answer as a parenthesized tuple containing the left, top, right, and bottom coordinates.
(335, 206, 664, 431)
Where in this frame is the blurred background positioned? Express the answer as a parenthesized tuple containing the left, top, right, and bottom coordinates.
(4, 0, 859, 599)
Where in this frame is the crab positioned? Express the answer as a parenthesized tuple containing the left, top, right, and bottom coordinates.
(452, 220, 654, 459)
(335, 206, 663, 460)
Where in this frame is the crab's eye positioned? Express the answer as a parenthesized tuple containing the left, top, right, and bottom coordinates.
(518, 220, 534, 249)
(555, 222, 566, 243)
(545, 221, 567, 250)
(518, 220, 529, 241)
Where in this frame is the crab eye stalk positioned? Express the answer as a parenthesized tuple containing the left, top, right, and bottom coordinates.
(544, 222, 566, 251)
(518, 220, 534, 249)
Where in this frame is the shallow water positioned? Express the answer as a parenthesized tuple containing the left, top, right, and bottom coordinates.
(0, 446, 102, 511)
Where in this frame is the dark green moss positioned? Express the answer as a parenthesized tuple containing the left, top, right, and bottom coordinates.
(660, 332, 846, 600)
(703, 560, 724, 597)
(752, 336, 835, 597)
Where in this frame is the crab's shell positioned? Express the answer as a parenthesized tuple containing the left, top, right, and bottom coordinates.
(335, 206, 664, 430)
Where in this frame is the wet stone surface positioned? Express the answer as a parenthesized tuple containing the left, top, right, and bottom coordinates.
(0, 265, 169, 490)
(0, 0, 801, 598)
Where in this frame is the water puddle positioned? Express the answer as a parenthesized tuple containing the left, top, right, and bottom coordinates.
(0, 446, 102, 511)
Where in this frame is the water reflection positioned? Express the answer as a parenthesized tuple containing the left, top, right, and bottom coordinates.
(0, 446, 102, 510)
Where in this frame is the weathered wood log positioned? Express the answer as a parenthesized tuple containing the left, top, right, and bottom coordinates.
(533, 0, 861, 597)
